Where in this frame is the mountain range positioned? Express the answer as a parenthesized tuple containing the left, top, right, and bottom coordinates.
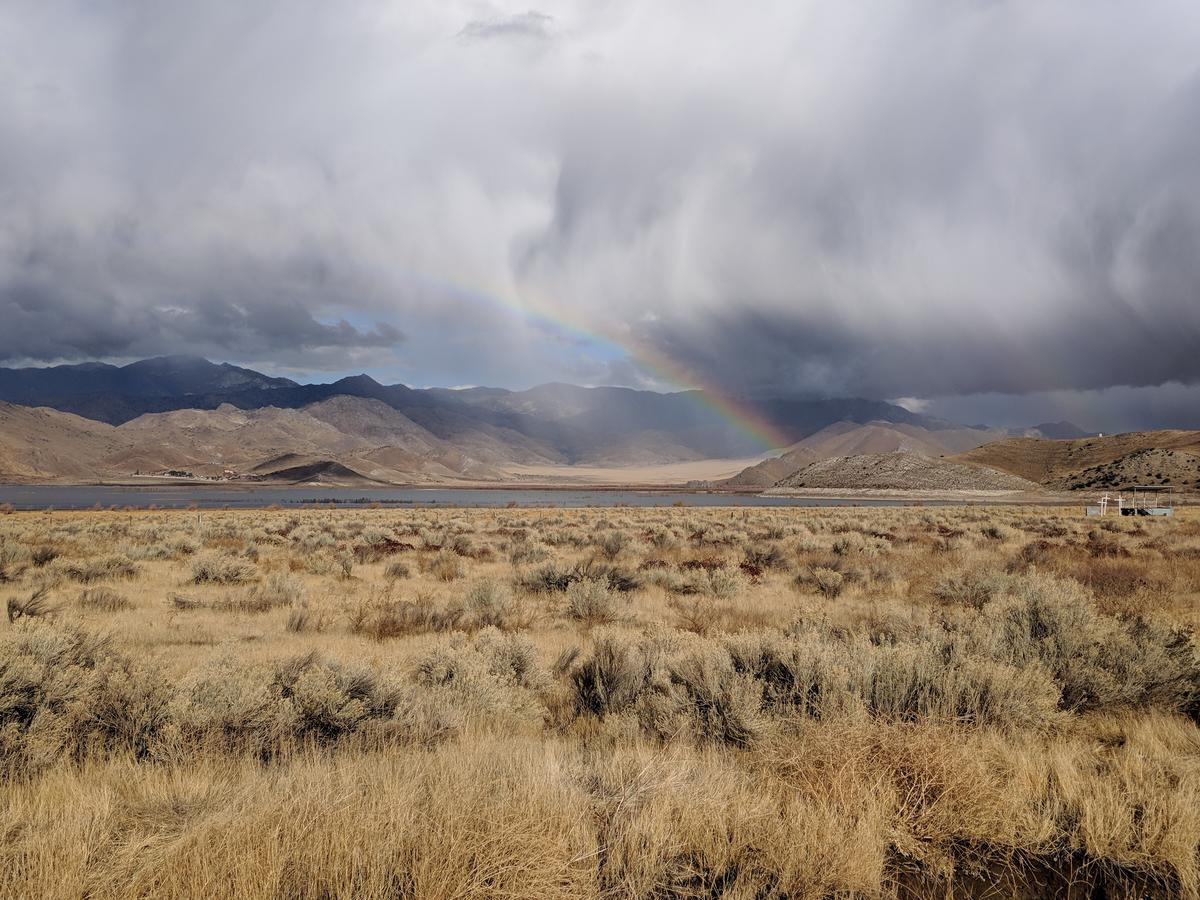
(0, 355, 977, 459)
(0, 355, 1114, 487)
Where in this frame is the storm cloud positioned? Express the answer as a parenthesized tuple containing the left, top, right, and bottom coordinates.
(1, 1, 1198, 425)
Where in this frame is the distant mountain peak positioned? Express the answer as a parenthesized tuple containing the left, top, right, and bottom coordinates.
(135, 353, 213, 366)
(339, 373, 381, 385)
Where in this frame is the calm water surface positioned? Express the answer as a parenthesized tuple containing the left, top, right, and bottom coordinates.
(0, 485, 953, 510)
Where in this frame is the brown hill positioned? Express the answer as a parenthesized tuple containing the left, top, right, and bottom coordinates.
(113, 401, 508, 483)
(0, 402, 126, 481)
(1053, 448, 1200, 492)
(721, 446, 822, 488)
(720, 421, 998, 488)
(798, 421, 999, 457)
(253, 458, 385, 486)
(0, 398, 510, 485)
(769, 452, 1039, 492)
(113, 404, 365, 474)
(954, 430, 1200, 488)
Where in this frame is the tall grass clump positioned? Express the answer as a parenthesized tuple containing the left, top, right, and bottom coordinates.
(77, 586, 131, 612)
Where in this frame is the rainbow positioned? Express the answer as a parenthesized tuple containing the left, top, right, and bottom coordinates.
(424, 276, 793, 453)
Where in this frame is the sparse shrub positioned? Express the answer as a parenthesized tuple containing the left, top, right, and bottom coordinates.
(706, 568, 747, 600)
(669, 594, 724, 635)
(568, 632, 650, 717)
(1009, 539, 1056, 572)
(190, 554, 256, 585)
(171, 536, 200, 556)
(0, 542, 27, 582)
(832, 535, 861, 556)
(167, 655, 291, 752)
(967, 572, 1200, 715)
(30, 545, 60, 567)
(384, 560, 411, 579)
(508, 542, 549, 565)
(413, 629, 547, 729)
(6, 502, 1200, 895)
(424, 549, 465, 582)
(980, 523, 1012, 541)
(726, 629, 1063, 729)
(7, 586, 57, 623)
(0, 625, 171, 774)
(286, 605, 312, 633)
(933, 570, 1008, 609)
(55, 555, 138, 584)
(520, 562, 576, 593)
(646, 526, 679, 550)
(565, 577, 624, 626)
(661, 649, 769, 746)
(643, 567, 703, 595)
(1086, 529, 1129, 559)
(591, 562, 642, 593)
(350, 591, 463, 640)
(796, 566, 845, 598)
(743, 544, 789, 572)
(519, 560, 640, 594)
(1074, 557, 1153, 601)
(597, 530, 630, 560)
(463, 577, 529, 631)
(272, 651, 406, 743)
(567, 631, 767, 746)
(221, 574, 302, 613)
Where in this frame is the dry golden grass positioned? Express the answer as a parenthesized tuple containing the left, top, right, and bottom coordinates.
(1, 503, 1199, 898)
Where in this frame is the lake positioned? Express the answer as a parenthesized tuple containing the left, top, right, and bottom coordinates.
(0, 485, 947, 510)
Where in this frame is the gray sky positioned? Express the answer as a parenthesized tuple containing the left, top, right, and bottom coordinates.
(2, 1, 1199, 429)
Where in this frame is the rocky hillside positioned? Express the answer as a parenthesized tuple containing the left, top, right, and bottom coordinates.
(720, 446, 822, 488)
(954, 430, 1200, 488)
(769, 453, 1040, 492)
(1048, 448, 1200, 491)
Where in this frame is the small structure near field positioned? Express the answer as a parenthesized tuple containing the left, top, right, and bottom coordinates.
(1124, 485, 1175, 516)
(1089, 486, 1175, 516)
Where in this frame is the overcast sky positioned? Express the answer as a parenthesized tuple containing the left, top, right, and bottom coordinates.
(2, 1, 1199, 429)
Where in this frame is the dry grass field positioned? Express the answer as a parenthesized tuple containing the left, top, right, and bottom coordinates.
(2, 502, 1199, 898)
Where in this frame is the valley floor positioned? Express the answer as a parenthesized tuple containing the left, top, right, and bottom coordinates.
(2, 504, 1199, 898)
(500, 455, 770, 485)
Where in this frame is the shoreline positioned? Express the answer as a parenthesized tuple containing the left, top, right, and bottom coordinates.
(0, 480, 1149, 511)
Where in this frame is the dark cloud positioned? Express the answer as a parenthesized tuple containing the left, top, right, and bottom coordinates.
(1, 2, 1198, 428)
(924, 384, 1200, 435)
